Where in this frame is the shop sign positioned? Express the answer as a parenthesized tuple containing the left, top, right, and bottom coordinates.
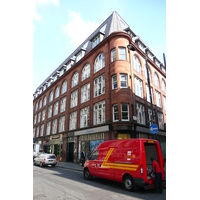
(74, 125, 109, 136)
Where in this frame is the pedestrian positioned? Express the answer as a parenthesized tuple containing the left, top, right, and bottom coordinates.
(81, 149, 85, 167)
(87, 149, 91, 160)
(150, 157, 163, 193)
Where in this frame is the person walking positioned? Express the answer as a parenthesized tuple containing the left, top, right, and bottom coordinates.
(81, 149, 85, 167)
(150, 157, 163, 193)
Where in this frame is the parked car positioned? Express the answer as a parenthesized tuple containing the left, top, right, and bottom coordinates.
(34, 153, 57, 167)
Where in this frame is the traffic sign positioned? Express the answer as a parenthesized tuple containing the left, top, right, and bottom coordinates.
(149, 124, 158, 134)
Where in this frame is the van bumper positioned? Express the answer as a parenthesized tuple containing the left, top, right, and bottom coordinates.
(134, 178, 166, 190)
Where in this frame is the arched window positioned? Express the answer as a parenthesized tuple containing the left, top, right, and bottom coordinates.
(144, 66, 151, 82)
(72, 72, 79, 88)
(55, 86, 60, 98)
(133, 56, 141, 74)
(49, 90, 53, 102)
(154, 73, 160, 87)
(94, 53, 105, 73)
(161, 79, 166, 92)
(61, 80, 67, 94)
(82, 63, 90, 81)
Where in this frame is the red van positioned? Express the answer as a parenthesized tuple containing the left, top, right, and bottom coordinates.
(83, 139, 166, 191)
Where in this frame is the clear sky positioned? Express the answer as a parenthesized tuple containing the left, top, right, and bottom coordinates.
(33, 0, 166, 93)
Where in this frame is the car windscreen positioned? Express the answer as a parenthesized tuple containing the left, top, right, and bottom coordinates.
(47, 155, 56, 159)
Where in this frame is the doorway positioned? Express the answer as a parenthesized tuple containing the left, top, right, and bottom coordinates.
(67, 142, 74, 162)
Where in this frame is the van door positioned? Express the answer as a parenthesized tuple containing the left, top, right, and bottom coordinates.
(144, 140, 164, 180)
(88, 150, 100, 177)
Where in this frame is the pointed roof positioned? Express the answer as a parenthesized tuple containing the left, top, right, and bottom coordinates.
(34, 11, 163, 94)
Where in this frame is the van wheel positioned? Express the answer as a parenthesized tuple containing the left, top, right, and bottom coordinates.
(84, 168, 92, 180)
(123, 175, 133, 191)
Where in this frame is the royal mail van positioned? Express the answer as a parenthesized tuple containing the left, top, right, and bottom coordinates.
(83, 139, 166, 191)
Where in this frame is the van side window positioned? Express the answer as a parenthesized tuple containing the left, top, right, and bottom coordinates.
(90, 150, 99, 160)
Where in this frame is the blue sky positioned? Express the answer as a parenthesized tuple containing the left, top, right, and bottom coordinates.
(33, 0, 166, 93)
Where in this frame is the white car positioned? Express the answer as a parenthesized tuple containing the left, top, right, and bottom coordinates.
(34, 153, 57, 167)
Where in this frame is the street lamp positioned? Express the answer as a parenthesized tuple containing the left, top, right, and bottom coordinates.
(127, 44, 136, 51)
(128, 43, 156, 138)
(145, 57, 155, 125)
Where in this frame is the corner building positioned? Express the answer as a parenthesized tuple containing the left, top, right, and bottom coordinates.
(33, 11, 166, 164)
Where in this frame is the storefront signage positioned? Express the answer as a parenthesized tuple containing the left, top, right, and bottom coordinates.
(74, 125, 109, 136)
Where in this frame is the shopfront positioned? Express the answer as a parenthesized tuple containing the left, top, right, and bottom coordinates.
(74, 125, 109, 162)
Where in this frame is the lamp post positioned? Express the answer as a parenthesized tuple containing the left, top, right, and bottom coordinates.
(145, 57, 155, 126)
(127, 43, 156, 139)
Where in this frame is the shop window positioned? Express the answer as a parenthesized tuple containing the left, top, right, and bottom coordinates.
(117, 134, 131, 139)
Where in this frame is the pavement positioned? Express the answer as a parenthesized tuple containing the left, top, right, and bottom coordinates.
(56, 161, 84, 172)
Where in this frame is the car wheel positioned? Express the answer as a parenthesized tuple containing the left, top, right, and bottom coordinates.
(123, 175, 133, 191)
(84, 168, 92, 180)
(40, 162, 43, 167)
(33, 161, 36, 165)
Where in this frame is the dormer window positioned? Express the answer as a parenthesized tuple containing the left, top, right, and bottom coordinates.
(76, 48, 86, 63)
(92, 34, 100, 48)
(147, 51, 154, 61)
(53, 71, 60, 82)
(60, 67, 66, 76)
(47, 77, 53, 87)
(92, 31, 105, 49)
(65, 58, 75, 71)
(137, 41, 145, 53)
(155, 59, 160, 67)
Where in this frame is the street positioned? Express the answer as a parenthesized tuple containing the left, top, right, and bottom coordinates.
(33, 165, 166, 200)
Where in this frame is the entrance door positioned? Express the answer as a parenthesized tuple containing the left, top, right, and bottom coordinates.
(68, 142, 74, 162)
(54, 144, 58, 156)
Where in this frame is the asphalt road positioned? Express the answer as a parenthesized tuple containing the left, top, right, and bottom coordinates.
(33, 165, 166, 200)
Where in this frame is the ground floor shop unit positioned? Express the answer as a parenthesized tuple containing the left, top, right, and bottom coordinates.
(34, 123, 166, 164)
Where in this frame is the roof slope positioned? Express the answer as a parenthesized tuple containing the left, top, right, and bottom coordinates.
(34, 11, 164, 94)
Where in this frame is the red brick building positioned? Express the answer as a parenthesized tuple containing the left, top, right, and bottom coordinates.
(33, 11, 166, 163)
